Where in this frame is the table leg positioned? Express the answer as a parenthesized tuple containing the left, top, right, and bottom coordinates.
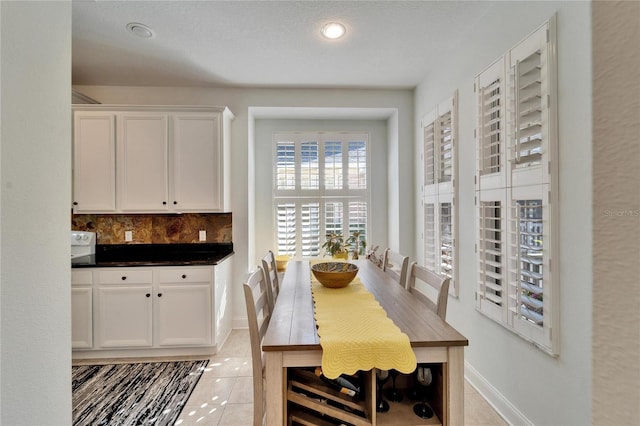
(448, 346, 465, 425)
(265, 351, 284, 425)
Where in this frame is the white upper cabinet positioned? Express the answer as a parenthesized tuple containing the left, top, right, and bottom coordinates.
(72, 105, 234, 214)
(172, 113, 223, 211)
(118, 113, 170, 211)
(73, 112, 117, 212)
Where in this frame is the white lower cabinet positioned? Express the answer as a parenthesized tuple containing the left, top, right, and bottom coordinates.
(156, 284, 212, 346)
(98, 285, 154, 347)
(73, 263, 225, 358)
(72, 270, 93, 349)
(71, 287, 93, 349)
(156, 267, 212, 346)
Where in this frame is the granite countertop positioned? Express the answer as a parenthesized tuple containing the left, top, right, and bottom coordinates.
(71, 243, 233, 268)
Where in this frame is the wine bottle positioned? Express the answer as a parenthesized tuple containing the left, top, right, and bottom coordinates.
(314, 367, 361, 397)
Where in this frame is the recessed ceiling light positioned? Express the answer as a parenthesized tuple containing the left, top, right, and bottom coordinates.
(126, 22, 155, 39)
(321, 22, 346, 40)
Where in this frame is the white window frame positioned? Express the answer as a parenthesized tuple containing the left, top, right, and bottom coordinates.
(474, 17, 559, 355)
(422, 91, 459, 296)
(273, 131, 370, 258)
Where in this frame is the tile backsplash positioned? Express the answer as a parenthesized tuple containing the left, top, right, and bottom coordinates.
(72, 213, 232, 244)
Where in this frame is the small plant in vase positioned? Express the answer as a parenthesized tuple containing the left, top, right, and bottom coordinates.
(346, 231, 366, 260)
(322, 233, 348, 259)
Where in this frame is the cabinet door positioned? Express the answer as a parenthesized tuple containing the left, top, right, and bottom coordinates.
(156, 284, 212, 346)
(97, 286, 153, 347)
(118, 113, 169, 211)
(73, 112, 116, 212)
(71, 287, 93, 349)
(172, 113, 222, 211)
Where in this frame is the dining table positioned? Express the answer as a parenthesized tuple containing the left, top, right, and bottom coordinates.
(262, 259, 469, 425)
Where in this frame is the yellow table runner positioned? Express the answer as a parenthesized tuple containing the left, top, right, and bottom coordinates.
(311, 265, 417, 379)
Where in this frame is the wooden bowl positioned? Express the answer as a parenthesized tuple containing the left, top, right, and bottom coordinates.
(311, 262, 359, 288)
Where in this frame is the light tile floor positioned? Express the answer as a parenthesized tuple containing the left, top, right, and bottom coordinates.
(174, 330, 506, 426)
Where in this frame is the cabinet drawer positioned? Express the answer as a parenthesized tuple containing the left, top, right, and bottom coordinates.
(98, 269, 153, 284)
(72, 270, 93, 285)
(158, 268, 211, 283)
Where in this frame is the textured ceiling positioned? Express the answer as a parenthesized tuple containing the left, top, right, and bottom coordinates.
(72, 0, 504, 89)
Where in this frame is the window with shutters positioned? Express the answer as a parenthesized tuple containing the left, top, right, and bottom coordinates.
(274, 132, 369, 258)
(422, 92, 458, 296)
(475, 17, 558, 355)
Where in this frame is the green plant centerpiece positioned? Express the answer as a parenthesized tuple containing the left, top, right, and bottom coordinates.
(322, 232, 348, 259)
(322, 231, 367, 260)
(346, 231, 367, 260)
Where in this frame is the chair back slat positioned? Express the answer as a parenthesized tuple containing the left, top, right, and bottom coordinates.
(243, 265, 272, 426)
(383, 248, 410, 288)
(407, 262, 450, 321)
(261, 250, 280, 311)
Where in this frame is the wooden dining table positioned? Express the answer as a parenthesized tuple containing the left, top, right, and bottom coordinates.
(262, 259, 469, 425)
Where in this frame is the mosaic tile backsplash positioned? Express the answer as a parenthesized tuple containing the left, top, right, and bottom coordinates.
(72, 213, 232, 244)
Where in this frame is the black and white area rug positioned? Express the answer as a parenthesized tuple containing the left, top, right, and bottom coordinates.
(72, 360, 208, 426)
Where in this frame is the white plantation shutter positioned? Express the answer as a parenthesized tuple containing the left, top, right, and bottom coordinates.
(300, 140, 319, 190)
(438, 110, 453, 184)
(348, 201, 367, 240)
(476, 59, 506, 190)
(422, 92, 458, 295)
(348, 140, 367, 190)
(507, 185, 553, 348)
(508, 23, 553, 188)
(439, 200, 453, 279)
(324, 201, 343, 236)
(475, 17, 558, 354)
(300, 202, 320, 258)
(324, 140, 343, 189)
(511, 52, 543, 168)
(424, 201, 437, 271)
(476, 192, 507, 323)
(276, 203, 296, 255)
(276, 141, 296, 190)
(423, 117, 436, 188)
(273, 132, 369, 257)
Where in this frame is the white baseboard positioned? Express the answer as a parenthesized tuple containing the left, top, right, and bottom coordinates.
(232, 317, 248, 330)
(215, 327, 233, 354)
(465, 361, 533, 426)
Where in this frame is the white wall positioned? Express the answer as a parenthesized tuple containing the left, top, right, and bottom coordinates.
(413, 2, 592, 425)
(0, 2, 72, 424)
(72, 85, 414, 329)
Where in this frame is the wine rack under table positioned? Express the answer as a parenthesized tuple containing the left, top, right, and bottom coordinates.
(286, 365, 444, 426)
(376, 364, 445, 426)
(287, 368, 371, 426)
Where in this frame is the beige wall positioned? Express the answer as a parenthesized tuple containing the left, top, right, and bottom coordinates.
(1, 2, 72, 423)
(592, 1, 640, 425)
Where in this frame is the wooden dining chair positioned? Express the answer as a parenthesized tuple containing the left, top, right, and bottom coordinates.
(243, 265, 272, 426)
(407, 262, 450, 321)
(382, 248, 410, 289)
(261, 250, 280, 311)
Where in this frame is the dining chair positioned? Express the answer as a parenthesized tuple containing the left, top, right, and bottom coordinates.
(382, 248, 410, 289)
(243, 265, 272, 426)
(407, 262, 450, 321)
(261, 250, 280, 311)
